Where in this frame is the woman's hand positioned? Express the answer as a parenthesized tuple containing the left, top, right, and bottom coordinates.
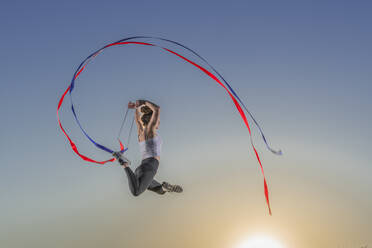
(136, 100, 146, 108)
(135, 99, 160, 111)
(128, 101, 136, 109)
(144, 101, 160, 112)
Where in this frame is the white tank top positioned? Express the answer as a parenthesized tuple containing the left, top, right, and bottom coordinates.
(139, 135, 162, 160)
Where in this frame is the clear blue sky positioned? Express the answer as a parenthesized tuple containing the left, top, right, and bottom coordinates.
(1, 1, 371, 247)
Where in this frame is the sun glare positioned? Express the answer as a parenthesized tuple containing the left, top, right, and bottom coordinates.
(236, 235, 285, 248)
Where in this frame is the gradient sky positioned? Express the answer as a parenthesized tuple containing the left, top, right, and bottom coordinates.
(1, 1, 371, 248)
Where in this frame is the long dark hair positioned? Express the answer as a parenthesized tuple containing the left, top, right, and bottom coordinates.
(140, 106, 153, 126)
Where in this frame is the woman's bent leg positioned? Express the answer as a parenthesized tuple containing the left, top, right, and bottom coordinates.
(124, 158, 159, 196)
(124, 167, 141, 196)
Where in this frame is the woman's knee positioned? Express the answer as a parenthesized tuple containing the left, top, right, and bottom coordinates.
(130, 188, 145, 197)
(132, 191, 141, 197)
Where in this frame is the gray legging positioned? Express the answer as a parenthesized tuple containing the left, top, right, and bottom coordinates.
(124, 157, 165, 196)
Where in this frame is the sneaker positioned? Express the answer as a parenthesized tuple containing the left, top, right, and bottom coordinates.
(162, 182, 183, 193)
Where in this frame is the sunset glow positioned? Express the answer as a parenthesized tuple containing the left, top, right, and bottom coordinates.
(236, 235, 285, 248)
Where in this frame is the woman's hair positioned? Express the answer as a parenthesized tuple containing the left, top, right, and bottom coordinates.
(140, 106, 153, 126)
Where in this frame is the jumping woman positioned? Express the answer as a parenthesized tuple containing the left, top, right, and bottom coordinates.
(113, 100, 183, 196)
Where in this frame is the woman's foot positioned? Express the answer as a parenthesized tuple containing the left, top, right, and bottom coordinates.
(112, 152, 131, 167)
(162, 182, 183, 193)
